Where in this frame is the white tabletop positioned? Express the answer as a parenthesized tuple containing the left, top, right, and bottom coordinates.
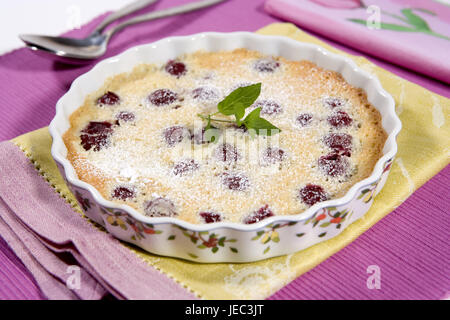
(0, 0, 134, 54)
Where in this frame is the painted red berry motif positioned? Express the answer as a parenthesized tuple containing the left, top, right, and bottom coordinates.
(192, 87, 219, 101)
(323, 97, 345, 108)
(97, 91, 120, 106)
(214, 143, 240, 163)
(296, 113, 313, 127)
(315, 213, 326, 221)
(327, 111, 353, 128)
(149, 89, 177, 106)
(299, 184, 328, 206)
(243, 205, 274, 224)
(262, 147, 285, 165)
(163, 126, 190, 146)
(111, 186, 135, 200)
(203, 237, 219, 248)
(199, 212, 222, 223)
(143, 228, 156, 235)
(221, 172, 249, 191)
(254, 100, 283, 115)
(144, 197, 177, 217)
(324, 133, 353, 156)
(80, 121, 114, 151)
(330, 217, 342, 224)
(318, 153, 349, 177)
(173, 159, 199, 176)
(165, 60, 186, 77)
(254, 59, 280, 72)
(115, 111, 135, 122)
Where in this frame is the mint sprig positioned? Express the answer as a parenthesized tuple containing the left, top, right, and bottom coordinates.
(197, 83, 281, 138)
(242, 107, 279, 136)
(217, 83, 261, 126)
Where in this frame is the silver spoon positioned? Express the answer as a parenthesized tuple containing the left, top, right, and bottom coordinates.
(19, 0, 226, 62)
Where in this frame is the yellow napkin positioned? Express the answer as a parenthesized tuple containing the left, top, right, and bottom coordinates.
(12, 23, 449, 300)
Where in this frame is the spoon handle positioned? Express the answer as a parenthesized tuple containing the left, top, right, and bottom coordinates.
(93, 0, 160, 35)
(105, 0, 227, 38)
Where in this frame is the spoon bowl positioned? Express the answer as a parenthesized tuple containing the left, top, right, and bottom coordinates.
(19, 0, 227, 63)
(20, 33, 109, 60)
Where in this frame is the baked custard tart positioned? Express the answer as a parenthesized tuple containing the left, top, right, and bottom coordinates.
(63, 49, 386, 225)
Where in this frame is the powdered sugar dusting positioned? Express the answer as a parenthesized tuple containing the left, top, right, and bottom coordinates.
(64, 49, 386, 224)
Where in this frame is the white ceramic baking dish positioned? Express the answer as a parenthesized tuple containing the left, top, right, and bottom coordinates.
(49, 32, 401, 262)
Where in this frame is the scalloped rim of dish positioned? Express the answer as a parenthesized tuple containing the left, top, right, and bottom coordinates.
(49, 32, 401, 232)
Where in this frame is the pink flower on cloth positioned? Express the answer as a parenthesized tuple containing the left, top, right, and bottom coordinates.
(309, 0, 363, 9)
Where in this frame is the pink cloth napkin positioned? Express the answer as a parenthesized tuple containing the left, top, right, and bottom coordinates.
(264, 0, 450, 84)
(0, 141, 197, 300)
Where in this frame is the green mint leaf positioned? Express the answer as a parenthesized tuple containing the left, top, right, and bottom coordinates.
(242, 107, 281, 136)
(217, 83, 261, 122)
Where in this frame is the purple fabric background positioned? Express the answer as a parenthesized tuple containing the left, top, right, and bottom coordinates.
(0, 141, 196, 300)
(0, 0, 448, 299)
